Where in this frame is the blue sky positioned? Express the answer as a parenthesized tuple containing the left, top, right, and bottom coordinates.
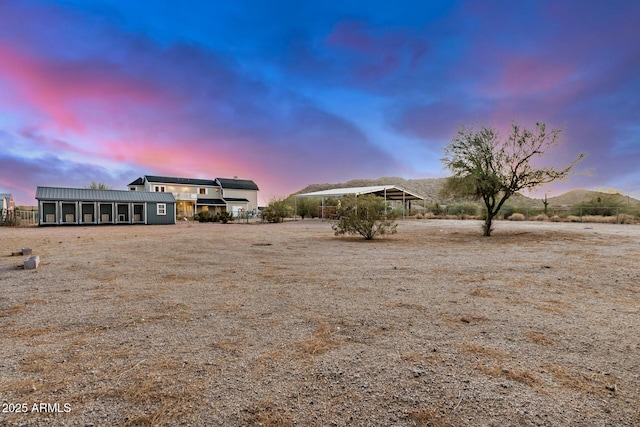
(1, 0, 639, 205)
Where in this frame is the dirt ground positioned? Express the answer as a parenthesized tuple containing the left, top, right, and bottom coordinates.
(1, 219, 638, 426)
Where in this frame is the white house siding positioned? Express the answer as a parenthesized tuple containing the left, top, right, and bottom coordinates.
(221, 188, 258, 212)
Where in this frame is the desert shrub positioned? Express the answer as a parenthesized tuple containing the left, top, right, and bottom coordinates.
(618, 214, 637, 224)
(428, 203, 445, 216)
(196, 211, 213, 223)
(447, 203, 478, 217)
(415, 214, 424, 219)
(218, 211, 233, 224)
(296, 197, 321, 219)
(332, 194, 397, 240)
(565, 215, 581, 222)
(573, 193, 625, 216)
(498, 204, 516, 219)
(262, 197, 293, 223)
(581, 215, 618, 224)
(533, 213, 548, 221)
(509, 213, 526, 221)
(551, 215, 561, 222)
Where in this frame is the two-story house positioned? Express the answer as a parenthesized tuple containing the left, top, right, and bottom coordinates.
(128, 175, 259, 218)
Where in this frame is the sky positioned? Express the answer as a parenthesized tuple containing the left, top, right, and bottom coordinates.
(1, 0, 639, 206)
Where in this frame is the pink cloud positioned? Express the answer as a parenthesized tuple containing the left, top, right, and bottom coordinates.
(0, 44, 170, 133)
(499, 58, 575, 96)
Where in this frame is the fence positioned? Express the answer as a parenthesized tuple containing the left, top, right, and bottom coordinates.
(423, 205, 640, 224)
(1, 209, 39, 226)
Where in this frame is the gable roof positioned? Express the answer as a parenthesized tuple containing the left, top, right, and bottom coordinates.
(128, 177, 145, 186)
(216, 177, 259, 191)
(35, 187, 176, 203)
(144, 175, 217, 186)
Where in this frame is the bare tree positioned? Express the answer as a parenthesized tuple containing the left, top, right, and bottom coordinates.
(441, 122, 584, 236)
(87, 182, 111, 190)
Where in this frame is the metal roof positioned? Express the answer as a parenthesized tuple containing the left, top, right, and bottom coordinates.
(196, 198, 226, 206)
(128, 177, 145, 186)
(295, 185, 426, 201)
(216, 177, 259, 191)
(35, 187, 176, 203)
(144, 175, 217, 186)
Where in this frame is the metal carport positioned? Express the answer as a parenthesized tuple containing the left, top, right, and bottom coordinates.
(294, 185, 428, 220)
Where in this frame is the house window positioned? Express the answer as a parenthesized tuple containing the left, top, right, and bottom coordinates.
(157, 203, 166, 215)
(199, 188, 207, 195)
(130, 187, 136, 191)
(154, 186, 165, 192)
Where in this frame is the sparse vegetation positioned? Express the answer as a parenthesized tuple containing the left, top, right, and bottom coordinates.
(194, 210, 233, 223)
(331, 194, 398, 240)
(1, 221, 638, 425)
(295, 196, 321, 219)
(86, 182, 111, 190)
(441, 122, 584, 236)
(262, 197, 294, 223)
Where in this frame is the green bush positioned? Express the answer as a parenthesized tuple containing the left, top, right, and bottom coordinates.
(332, 194, 397, 240)
(196, 211, 213, 222)
(262, 197, 294, 223)
(446, 203, 478, 217)
(218, 211, 233, 224)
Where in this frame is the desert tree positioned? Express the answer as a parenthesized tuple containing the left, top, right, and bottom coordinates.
(441, 122, 584, 236)
(262, 197, 294, 223)
(87, 182, 111, 190)
(295, 196, 321, 219)
(332, 194, 397, 240)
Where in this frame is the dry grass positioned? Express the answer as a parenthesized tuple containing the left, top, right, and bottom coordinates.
(543, 363, 619, 396)
(468, 288, 493, 297)
(408, 408, 455, 427)
(524, 330, 556, 346)
(459, 341, 508, 360)
(242, 401, 294, 427)
(460, 341, 545, 390)
(0, 220, 638, 426)
(479, 364, 545, 390)
(296, 321, 339, 356)
(0, 304, 26, 316)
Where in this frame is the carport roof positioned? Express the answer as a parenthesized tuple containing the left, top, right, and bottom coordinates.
(35, 187, 176, 203)
(295, 185, 426, 201)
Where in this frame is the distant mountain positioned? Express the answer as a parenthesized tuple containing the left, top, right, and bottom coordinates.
(295, 176, 448, 203)
(547, 189, 640, 207)
(294, 178, 640, 207)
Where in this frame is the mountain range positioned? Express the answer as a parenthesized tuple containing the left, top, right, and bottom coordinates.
(295, 177, 640, 208)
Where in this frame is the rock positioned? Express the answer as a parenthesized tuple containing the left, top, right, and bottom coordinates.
(22, 248, 33, 255)
(24, 256, 40, 270)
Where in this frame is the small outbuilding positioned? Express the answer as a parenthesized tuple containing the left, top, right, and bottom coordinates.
(35, 187, 176, 226)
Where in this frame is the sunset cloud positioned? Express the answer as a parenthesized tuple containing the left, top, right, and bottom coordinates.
(1, 1, 639, 205)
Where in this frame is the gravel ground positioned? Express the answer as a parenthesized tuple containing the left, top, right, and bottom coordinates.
(1, 219, 639, 426)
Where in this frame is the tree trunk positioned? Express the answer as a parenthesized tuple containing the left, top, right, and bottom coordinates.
(483, 215, 493, 236)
